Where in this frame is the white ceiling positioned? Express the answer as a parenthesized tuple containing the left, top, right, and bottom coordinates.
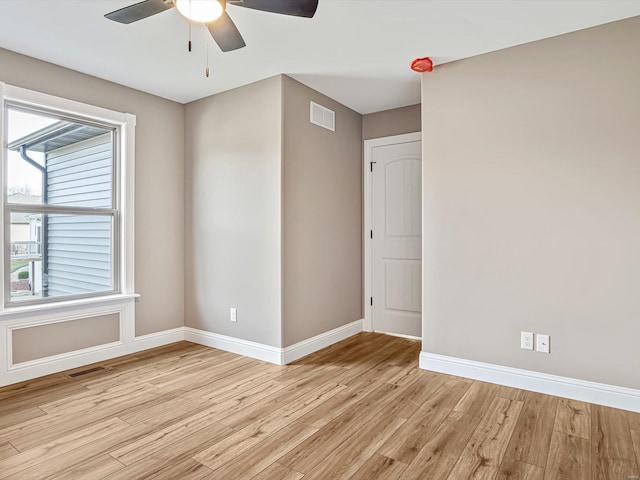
(1, 1, 639, 114)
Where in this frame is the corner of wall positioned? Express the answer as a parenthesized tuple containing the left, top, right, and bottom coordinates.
(182, 76, 283, 349)
(280, 78, 363, 348)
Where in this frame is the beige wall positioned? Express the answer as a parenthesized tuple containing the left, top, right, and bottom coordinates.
(184, 76, 283, 347)
(421, 17, 640, 389)
(0, 48, 185, 338)
(362, 104, 421, 140)
(12, 314, 120, 364)
(281, 76, 362, 347)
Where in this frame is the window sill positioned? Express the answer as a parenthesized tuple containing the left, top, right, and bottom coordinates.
(0, 293, 140, 318)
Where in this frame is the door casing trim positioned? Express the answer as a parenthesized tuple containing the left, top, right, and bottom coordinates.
(363, 132, 422, 333)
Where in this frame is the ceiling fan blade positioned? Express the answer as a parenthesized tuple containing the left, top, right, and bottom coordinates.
(105, 0, 174, 24)
(207, 12, 246, 52)
(228, 0, 318, 18)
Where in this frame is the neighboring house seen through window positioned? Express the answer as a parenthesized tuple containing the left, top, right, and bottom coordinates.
(1, 83, 135, 307)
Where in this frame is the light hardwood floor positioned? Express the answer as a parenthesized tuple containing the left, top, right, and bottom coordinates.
(0, 332, 639, 479)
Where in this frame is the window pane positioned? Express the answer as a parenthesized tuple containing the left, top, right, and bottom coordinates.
(9, 212, 114, 302)
(6, 107, 113, 208)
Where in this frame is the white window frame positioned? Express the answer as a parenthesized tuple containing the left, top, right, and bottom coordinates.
(0, 82, 136, 312)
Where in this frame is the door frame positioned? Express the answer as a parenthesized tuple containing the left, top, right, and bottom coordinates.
(363, 131, 422, 333)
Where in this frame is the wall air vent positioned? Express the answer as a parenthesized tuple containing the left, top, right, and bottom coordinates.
(310, 101, 335, 132)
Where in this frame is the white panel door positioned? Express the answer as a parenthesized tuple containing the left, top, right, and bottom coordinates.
(371, 140, 422, 337)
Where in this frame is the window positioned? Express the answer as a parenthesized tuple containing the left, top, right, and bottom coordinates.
(1, 83, 135, 308)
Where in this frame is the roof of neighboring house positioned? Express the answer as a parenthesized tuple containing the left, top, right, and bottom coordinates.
(9, 194, 43, 224)
(8, 193, 41, 204)
(8, 121, 110, 154)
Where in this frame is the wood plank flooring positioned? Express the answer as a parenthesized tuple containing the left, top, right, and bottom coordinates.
(0, 332, 638, 479)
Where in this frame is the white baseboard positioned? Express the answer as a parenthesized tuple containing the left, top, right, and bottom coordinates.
(185, 320, 363, 365)
(420, 352, 640, 413)
(373, 330, 421, 341)
(1, 320, 364, 387)
(283, 319, 363, 364)
(134, 327, 185, 350)
(1, 327, 185, 388)
(184, 327, 282, 365)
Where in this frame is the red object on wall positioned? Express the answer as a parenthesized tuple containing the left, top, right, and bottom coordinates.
(411, 57, 433, 72)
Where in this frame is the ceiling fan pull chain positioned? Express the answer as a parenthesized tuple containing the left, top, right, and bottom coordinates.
(206, 33, 210, 77)
(188, 0, 192, 52)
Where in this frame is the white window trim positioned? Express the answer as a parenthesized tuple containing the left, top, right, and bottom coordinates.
(0, 81, 136, 312)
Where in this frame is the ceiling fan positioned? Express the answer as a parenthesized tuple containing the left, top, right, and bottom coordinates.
(105, 0, 319, 52)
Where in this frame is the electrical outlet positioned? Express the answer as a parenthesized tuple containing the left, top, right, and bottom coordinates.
(230, 308, 237, 322)
(536, 334, 550, 353)
(521, 331, 534, 350)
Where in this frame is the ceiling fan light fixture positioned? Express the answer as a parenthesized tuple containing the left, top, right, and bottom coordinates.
(175, 0, 224, 23)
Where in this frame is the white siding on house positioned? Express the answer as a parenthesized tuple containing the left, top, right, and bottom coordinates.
(46, 134, 112, 208)
(46, 133, 113, 297)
